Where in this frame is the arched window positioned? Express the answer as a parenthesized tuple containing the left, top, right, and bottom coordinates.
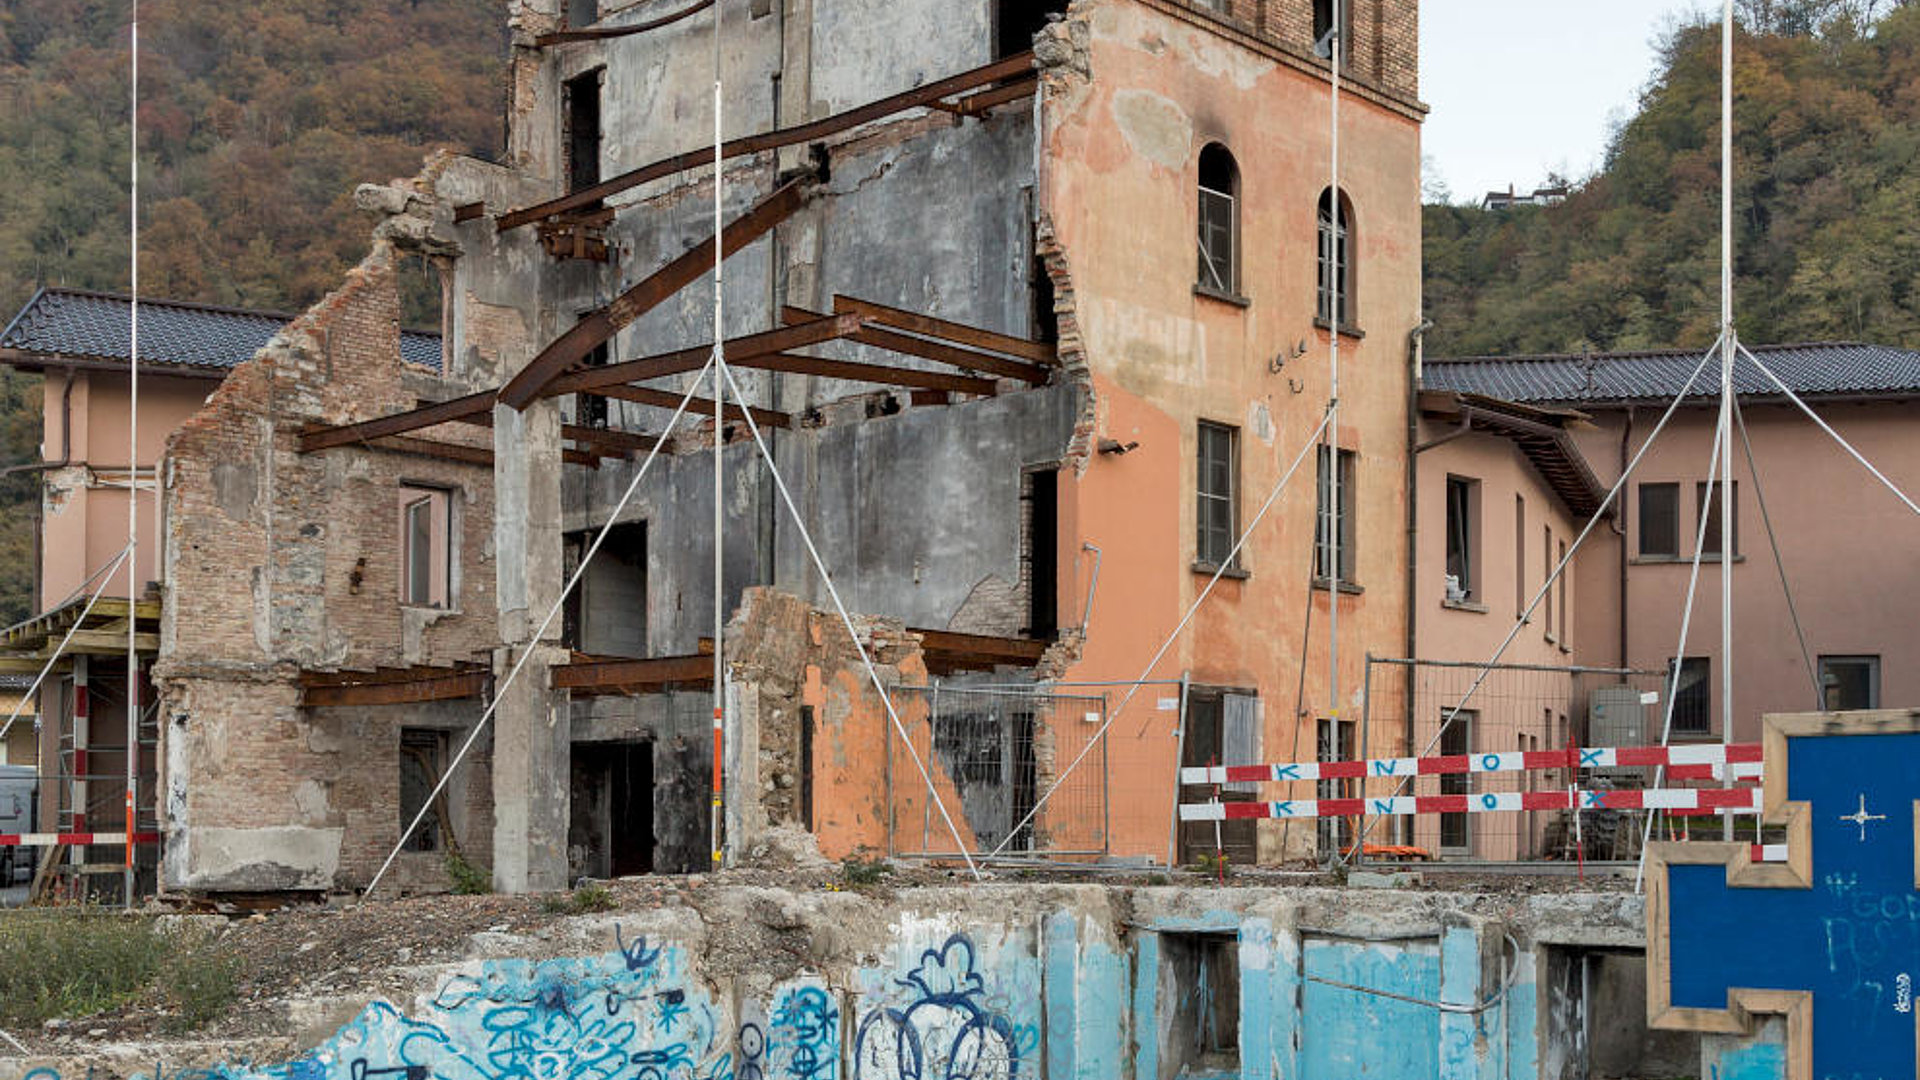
(1197, 144, 1240, 296)
(1317, 187, 1354, 328)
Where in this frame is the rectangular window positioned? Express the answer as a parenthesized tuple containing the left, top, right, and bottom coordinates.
(1819, 655, 1880, 711)
(400, 485, 452, 608)
(1557, 538, 1569, 644)
(1315, 446, 1356, 582)
(1639, 483, 1679, 557)
(1197, 422, 1239, 568)
(564, 69, 604, 196)
(1696, 481, 1738, 557)
(577, 339, 611, 429)
(1439, 711, 1473, 852)
(399, 727, 449, 853)
(1160, 932, 1240, 1079)
(1670, 657, 1711, 735)
(1197, 186, 1237, 293)
(1542, 524, 1555, 640)
(1514, 494, 1527, 617)
(1444, 475, 1479, 601)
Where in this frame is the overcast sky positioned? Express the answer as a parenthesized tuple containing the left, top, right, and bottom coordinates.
(1419, 1, 1711, 203)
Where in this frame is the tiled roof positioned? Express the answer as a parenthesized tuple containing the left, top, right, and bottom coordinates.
(0, 288, 442, 374)
(1424, 342, 1920, 406)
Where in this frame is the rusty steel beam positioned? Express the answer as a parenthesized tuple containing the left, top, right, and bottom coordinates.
(831, 295, 1055, 364)
(551, 654, 714, 691)
(782, 306, 1049, 384)
(301, 668, 489, 708)
(595, 384, 792, 428)
(367, 434, 600, 469)
(533, 0, 715, 45)
(296, 391, 496, 453)
(452, 202, 487, 222)
(564, 425, 665, 455)
(916, 628, 1050, 663)
(950, 77, 1040, 117)
(495, 52, 1037, 231)
(544, 315, 863, 397)
(498, 177, 814, 409)
(740, 353, 998, 397)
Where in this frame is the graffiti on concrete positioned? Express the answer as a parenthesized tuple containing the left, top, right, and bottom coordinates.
(853, 934, 1022, 1080)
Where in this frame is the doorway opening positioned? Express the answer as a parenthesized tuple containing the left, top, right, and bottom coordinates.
(995, 0, 1069, 59)
(563, 521, 647, 658)
(569, 741, 654, 879)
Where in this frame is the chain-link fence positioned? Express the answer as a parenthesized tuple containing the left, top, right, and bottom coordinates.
(1354, 657, 1678, 864)
(886, 683, 1110, 859)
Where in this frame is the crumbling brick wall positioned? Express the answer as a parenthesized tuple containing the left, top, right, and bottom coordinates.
(156, 235, 500, 893)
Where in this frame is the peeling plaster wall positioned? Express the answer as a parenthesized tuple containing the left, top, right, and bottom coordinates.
(156, 240, 498, 893)
(6, 885, 1694, 1080)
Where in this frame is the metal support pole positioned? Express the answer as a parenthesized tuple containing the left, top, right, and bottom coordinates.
(125, 0, 141, 910)
(1165, 671, 1191, 869)
(709, 0, 727, 872)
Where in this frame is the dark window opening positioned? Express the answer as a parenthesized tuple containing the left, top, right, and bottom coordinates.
(564, 69, 604, 197)
(399, 728, 449, 853)
(1638, 483, 1679, 558)
(1544, 947, 1703, 1079)
(562, 521, 648, 658)
(1177, 692, 1257, 865)
(1820, 655, 1879, 711)
(1030, 251, 1059, 345)
(996, 0, 1069, 59)
(578, 339, 611, 429)
(1312, 0, 1351, 62)
(1317, 188, 1353, 328)
(1439, 711, 1473, 852)
(1024, 468, 1059, 638)
(568, 741, 654, 879)
(1444, 475, 1479, 601)
(1197, 144, 1240, 295)
(798, 706, 815, 831)
(566, 0, 598, 29)
(932, 708, 1037, 853)
(1695, 481, 1738, 556)
(1670, 657, 1710, 736)
(1315, 446, 1356, 582)
(1159, 932, 1241, 1080)
(1197, 422, 1239, 568)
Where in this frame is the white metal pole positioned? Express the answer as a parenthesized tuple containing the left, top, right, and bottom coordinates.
(1325, 0, 1343, 811)
(710, 0, 727, 871)
(1719, 0, 1735, 835)
(126, 0, 141, 909)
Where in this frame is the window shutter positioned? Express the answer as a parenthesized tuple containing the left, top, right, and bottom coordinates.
(1222, 693, 1261, 794)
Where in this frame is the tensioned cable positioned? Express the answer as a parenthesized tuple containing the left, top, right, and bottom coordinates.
(127, 0, 143, 907)
(1731, 393, 1821, 710)
(363, 353, 720, 899)
(707, 0, 727, 871)
(0, 544, 133, 744)
(1737, 341, 1920, 517)
(1635, 401, 1730, 891)
(987, 406, 1337, 860)
(1279, 515, 1320, 860)
(1338, 341, 1719, 865)
(715, 362, 984, 879)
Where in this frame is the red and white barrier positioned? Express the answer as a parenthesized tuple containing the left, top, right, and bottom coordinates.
(1177, 785, 1763, 822)
(1179, 742, 1763, 786)
(0, 832, 160, 847)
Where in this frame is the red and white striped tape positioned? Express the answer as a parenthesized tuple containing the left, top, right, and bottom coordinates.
(1180, 742, 1763, 786)
(0, 832, 160, 847)
(1177, 786, 1763, 822)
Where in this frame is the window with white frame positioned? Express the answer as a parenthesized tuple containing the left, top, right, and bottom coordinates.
(1197, 144, 1240, 296)
(400, 485, 452, 609)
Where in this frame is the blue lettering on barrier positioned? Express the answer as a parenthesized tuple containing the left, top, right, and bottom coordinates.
(1482, 754, 1501, 771)
(1481, 793, 1499, 810)
(1373, 760, 1398, 776)
(1276, 765, 1301, 781)
(1580, 749, 1604, 767)
(1373, 800, 1396, 814)
(1274, 801, 1296, 816)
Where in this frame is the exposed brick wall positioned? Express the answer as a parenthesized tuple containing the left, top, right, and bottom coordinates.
(1168, 0, 1420, 104)
(156, 239, 500, 892)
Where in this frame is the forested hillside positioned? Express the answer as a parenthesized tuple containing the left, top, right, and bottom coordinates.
(1424, 3, 1920, 357)
(0, 0, 506, 624)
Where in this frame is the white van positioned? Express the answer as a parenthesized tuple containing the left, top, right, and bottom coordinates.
(0, 763, 35, 883)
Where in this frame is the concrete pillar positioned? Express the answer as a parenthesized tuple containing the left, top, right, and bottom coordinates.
(491, 399, 570, 893)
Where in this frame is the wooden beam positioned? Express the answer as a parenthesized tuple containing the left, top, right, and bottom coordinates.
(741, 353, 999, 397)
(595, 384, 792, 428)
(552, 654, 714, 691)
(951, 77, 1040, 117)
(915, 628, 1049, 664)
(786, 306, 1050, 384)
(297, 391, 496, 453)
(544, 315, 863, 397)
(302, 668, 488, 708)
(499, 177, 814, 408)
(452, 202, 487, 222)
(0, 657, 64, 675)
(56, 630, 160, 655)
(495, 53, 1037, 231)
(831, 295, 1055, 364)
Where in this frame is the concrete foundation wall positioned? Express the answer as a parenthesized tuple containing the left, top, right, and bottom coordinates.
(6, 884, 1710, 1080)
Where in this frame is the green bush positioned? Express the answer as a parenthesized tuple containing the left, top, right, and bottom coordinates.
(0, 908, 237, 1027)
(445, 851, 492, 895)
(840, 854, 891, 887)
(541, 883, 617, 915)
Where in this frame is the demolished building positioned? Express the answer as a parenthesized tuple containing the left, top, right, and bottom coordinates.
(23, 0, 1425, 895)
